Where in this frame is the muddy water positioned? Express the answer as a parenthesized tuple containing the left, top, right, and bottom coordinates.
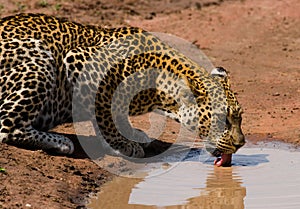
(88, 142, 300, 209)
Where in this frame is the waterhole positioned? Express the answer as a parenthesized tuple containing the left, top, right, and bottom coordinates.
(88, 141, 300, 209)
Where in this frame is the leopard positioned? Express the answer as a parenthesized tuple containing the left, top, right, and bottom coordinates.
(0, 13, 245, 163)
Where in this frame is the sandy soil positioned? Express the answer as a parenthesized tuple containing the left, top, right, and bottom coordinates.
(0, 0, 299, 208)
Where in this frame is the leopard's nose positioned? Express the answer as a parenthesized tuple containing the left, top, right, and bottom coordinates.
(234, 143, 244, 151)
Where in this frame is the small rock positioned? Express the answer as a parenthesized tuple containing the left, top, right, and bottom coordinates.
(73, 170, 83, 176)
(195, 2, 202, 10)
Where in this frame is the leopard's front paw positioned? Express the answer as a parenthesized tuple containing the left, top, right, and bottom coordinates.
(117, 141, 145, 158)
(48, 137, 74, 155)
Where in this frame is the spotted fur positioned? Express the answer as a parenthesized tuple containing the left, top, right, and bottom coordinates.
(0, 13, 245, 157)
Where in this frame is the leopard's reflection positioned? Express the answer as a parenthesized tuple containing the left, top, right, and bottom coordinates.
(187, 167, 246, 209)
(88, 164, 246, 209)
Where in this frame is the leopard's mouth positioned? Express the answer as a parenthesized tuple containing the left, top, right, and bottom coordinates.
(211, 148, 232, 167)
(211, 119, 237, 167)
(214, 153, 232, 167)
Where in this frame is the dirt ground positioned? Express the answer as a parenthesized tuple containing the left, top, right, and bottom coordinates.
(0, 0, 299, 208)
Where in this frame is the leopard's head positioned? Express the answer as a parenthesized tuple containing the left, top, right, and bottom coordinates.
(204, 67, 245, 165)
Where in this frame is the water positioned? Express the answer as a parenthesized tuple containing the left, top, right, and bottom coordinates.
(88, 142, 300, 209)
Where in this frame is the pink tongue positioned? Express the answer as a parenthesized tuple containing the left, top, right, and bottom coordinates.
(214, 153, 232, 167)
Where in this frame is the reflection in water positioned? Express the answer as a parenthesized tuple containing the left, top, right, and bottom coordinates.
(88, 165, 246, 209)
(89, 177, 141, 209)
(88, 145, 300, 209)
(89, 161, 247, 209)
(194, 167, 246, 209)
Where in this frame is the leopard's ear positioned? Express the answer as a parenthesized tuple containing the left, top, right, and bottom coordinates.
(211, 66, 230, 87)
(211, 67, 228, 77)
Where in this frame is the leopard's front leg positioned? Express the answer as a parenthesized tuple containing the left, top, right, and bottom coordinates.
(94, 105, 146, 158)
